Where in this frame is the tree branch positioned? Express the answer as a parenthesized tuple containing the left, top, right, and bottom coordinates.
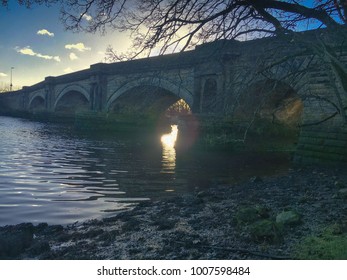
(247, 0, 340, 28)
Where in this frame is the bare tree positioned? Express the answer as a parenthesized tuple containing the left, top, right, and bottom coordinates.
(0, 82, 9, 93)
(4, 1, 346, 55)
(63, 1, 347, 56)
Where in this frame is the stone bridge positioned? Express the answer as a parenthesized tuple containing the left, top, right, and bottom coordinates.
(1, 31, 346, 164)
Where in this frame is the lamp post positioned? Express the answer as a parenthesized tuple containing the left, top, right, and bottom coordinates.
(10, 67, 14, 91)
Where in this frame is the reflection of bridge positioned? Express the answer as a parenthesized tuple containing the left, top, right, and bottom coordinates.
(1, 32, 347, 164)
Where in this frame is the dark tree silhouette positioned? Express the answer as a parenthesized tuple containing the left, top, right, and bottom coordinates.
(2, 1, 346, 56)
(63, 0, 347, 59)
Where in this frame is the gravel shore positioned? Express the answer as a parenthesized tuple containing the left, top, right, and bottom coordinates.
(1, 165, 346, 260)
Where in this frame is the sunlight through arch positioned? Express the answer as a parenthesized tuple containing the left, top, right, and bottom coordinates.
(161, 125, 178, 174)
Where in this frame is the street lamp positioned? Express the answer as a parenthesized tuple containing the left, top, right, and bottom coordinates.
(10, 67, 14, 91)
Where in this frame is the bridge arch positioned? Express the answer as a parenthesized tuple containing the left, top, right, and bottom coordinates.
(54, 84, 90, 113)
(106, 77, 194, 113)
(29, 93, 46, 112)
(235, 78, 304, 126)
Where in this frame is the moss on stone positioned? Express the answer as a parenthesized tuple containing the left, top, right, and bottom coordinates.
(235, 205, 270, 225)
(249, 219, 282, 244)
(276, 210, 302, 227)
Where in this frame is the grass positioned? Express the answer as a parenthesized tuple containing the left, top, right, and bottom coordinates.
(294, 225, 347, 259)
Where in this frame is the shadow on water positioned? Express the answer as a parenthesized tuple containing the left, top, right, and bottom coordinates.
(0, 116, 291, 226)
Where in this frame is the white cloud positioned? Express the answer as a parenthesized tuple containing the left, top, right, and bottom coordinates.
(37, 29, 55, 37)
(16, 46, 60, 62)
(64, 67, 73, 73)
(65, 43, 91, 52)
(69, 52, 78, 60)
(17, 47, 36, 56)
(0, 73, 7, 77)
(37, 53, 61, 62)
(82, 14, 92, 21)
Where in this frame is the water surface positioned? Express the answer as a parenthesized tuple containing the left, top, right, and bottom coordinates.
(0, 116, 290, 226)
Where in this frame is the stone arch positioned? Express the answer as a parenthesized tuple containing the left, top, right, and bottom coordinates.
(106, 77, 193, 111)
(54, 84, 90, 113)
(29, 93, 46, 112)
(241, 58, 340, 127)
(235, 79, 304, 127)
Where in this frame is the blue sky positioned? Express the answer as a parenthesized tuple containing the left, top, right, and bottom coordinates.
(0, 2, 131, 88)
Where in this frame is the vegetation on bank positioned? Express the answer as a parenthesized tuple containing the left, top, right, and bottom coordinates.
(192, 116, 300, 152)
(294, 225, 347, 259)
(235, 204, 347, 259)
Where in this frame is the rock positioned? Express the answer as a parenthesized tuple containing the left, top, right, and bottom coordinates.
(329, 223, 345, 235)
(257, 206, 271, 219)
(250, 176, 263, 183)
(28, 241, 50, 256)
(334, 181, 345, 189)
(121, 218, 141, 232)
(40, 225, 64, 235)
(196, 191, 209, 198)
(35, 223, 49, 233)
(0, 223, 34, 259)
(276, 210, 301, 226)
(249, 219, 282, 243)
(235, 206, 270, 225)
(236, 207, 259, 225)
(337, 188, 347, 199)
(152, 217, 177, 231)
(84, 229, 104, 238)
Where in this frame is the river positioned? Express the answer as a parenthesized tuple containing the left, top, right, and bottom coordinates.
(0, 116, 290, 226)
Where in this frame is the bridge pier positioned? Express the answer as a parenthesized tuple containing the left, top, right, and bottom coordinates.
(90, 63, 107, 112)
(44, 76, 55, 112)
(194, 69, 225, 114)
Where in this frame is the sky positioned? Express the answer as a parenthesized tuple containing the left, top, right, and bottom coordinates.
(0, 2, 132, 88)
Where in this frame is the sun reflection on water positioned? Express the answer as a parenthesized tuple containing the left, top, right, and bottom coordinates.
(161, 125, 178, 174)
(161, 125, 178, 148)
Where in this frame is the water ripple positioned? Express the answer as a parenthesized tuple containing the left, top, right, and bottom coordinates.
(0, 116, 290, 226)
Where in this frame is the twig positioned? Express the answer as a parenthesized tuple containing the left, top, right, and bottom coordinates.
(299, 106, 347, 127)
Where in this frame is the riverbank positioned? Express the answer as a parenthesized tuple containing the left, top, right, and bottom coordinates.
(1, 165, 346, 260)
